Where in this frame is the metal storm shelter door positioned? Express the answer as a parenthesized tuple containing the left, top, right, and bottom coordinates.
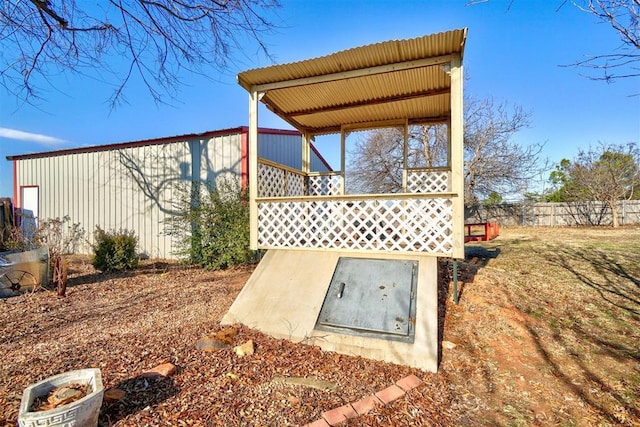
(316, 258, 418, 343)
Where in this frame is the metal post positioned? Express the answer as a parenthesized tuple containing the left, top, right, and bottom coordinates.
(453, 258, 459, 304)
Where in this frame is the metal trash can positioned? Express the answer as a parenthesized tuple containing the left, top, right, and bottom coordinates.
(0, 246, 49, 297)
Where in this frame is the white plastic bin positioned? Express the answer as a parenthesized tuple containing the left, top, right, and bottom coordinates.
(18, 368, 104, 427)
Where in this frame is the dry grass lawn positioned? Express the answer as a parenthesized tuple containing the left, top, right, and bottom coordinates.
(1, 226, 639, 426)
(443, 226, 640, 426)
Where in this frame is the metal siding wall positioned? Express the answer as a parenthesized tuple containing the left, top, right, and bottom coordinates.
(205, 134, 242, 186)
(258, 133, 329, 172)
(310, 154, 330, 172)
(259, 133, 302, 170)
(12, 130, 319, 259)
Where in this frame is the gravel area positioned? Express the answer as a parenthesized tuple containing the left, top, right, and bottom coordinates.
(0, 258, 463, 426)
(3, 226, 637, 426)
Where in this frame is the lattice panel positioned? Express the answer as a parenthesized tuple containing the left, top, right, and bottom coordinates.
(258, 197, 453, 254)
(258, 163, 305, 197)
(258, 163, 284, 197)
(287, 174, 305, 196)
(308, 174, 343, 196)
(407, 170, 450, 193)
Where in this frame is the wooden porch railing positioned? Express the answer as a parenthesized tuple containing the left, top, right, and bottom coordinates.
(256, 160, 458, 256)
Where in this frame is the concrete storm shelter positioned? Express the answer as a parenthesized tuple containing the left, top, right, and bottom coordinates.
(222, 29, 467, 372)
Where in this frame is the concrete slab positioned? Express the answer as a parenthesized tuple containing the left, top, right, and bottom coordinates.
(221, 249, 439, 372)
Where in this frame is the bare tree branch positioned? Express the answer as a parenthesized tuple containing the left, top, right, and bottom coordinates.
(0, 0, 280, 107)
(468, 0, 639, 85)
(347, 96, 545, 203)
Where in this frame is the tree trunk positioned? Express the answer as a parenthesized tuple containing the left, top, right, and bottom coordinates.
(53, 255, 68, 297)
(609, 200, 619, 228)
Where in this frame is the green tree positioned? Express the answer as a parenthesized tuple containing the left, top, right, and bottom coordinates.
(545, 158, 585, 202)
(547, 143, 640, 227)
(483, 192, 503, 205)
(165, 179, 255, 269)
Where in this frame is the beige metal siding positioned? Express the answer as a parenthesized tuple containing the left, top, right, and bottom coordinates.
(15, 134, 245, 259)
(205, 134, 243, 183)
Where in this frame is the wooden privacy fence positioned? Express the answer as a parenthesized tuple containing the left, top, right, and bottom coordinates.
(466, 200, 640, 227)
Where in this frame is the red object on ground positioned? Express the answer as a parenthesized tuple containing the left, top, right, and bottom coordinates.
(464, 222, 500, 243)
(140, 362, 177, 379)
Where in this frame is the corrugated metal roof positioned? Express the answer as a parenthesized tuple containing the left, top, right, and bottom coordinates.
(238, 29, 467, 135)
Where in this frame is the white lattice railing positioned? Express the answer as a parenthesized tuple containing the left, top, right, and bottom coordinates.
(255, 160, 455, 255)
(257, 195, 454, 255)
(308, 173, 343, 196)
(406, 169, 450, 193)
(258, 160, 305, 197)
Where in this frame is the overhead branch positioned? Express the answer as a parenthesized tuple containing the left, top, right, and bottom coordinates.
(1, 0, 280, 106)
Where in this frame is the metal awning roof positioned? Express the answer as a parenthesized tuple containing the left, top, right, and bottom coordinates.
(238, 28, 467, 135)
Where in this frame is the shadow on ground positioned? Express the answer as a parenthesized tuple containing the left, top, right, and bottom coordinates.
(440, 245, 501, 301)
(66, 259, 189, 288)
(437, 244, 501, 365)
(502, 243, 640, 423)
(99, 375, 179, 426)
(544, 246, 639, 315)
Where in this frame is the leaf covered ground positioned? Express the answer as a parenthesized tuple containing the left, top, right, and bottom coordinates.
(1, 227, 639, 426)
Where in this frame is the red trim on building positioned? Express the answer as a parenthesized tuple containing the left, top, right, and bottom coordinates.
(240, 130, 249, 189)
(5, 126, 302, 161)
(237, 126, 300, 137)
(12, 160, 18, 207)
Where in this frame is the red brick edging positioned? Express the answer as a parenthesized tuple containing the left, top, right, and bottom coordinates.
(304, 374, 423, 426)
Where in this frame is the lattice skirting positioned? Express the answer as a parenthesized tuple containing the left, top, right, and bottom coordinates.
(257, 197, 453, 254)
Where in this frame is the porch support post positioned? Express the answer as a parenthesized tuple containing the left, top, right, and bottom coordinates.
(402, 119, 408, 192)
(303, 133, 311, 172)
(340, 126, 346, 193)
(303, 132, 311, 169)
(249, 90, 259, 249)
(450, 54, 465, 259)
(446, 118, 452, 170)
(302, 132, 311, 194)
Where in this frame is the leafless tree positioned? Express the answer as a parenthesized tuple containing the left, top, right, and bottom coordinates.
(464, 97, 543, 204)
(347, 128, 404, 194)
(347, 125, 449, 194)
(0, 0, 280, 107)
(347, 96, 544, 204)
(468, 0, 640, 84)
(570, 0, 640, 83)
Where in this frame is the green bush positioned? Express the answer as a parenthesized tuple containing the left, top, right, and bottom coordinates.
(92, 227, 138, 272)
(165, 179, 255, 270)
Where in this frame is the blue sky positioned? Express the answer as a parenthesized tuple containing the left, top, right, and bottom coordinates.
(1, 0, 639, 199)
